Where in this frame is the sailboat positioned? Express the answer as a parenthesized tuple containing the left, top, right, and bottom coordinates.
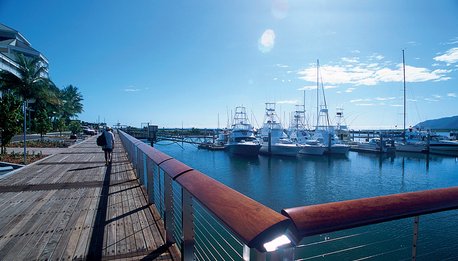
(308, 59, 350, 155)
(259, 103, 302, 156)
(395, 50, 429, 153)
(226, 106, 261, 156)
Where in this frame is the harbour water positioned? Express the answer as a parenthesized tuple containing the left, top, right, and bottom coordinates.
(155, 141, 458, 259)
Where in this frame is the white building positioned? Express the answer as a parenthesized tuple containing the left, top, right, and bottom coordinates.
(0, 23, 49, 78)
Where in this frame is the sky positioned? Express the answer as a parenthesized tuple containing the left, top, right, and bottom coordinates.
(1, 0, 457, 129)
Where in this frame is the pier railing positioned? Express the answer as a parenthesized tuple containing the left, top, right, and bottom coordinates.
(282, 187, 458, 260)
(118, 130, 294, 260)
(119, 130, 458, 260)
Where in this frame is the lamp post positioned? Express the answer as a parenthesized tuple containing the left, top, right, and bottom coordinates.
(23, 99, 27, 164)
(22, 98, 35, 164)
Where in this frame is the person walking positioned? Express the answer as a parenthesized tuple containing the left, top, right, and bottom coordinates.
(102, 127, 115, 165)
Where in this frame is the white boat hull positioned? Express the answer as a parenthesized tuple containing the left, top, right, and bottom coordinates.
(429, 141, 458, 156)
(298, 145, 326, 155)
(352, 144, 396, 154)
(396, 142, 427, 153)
(325, 144, 350, 154)
(227, 143, 261, 156)
(260, 143, 302, 156)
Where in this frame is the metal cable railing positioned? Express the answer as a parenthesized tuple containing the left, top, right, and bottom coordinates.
(119, 130, 292, 260)
(120, 129, 458, 260)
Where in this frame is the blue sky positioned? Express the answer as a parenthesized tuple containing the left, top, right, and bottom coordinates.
(1, 0, 457, 129)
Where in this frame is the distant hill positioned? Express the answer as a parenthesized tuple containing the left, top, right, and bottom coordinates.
(414, 115, 458, 130)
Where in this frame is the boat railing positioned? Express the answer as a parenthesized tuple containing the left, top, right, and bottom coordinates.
(119, 129, 458, 260)
(118, 130, 293, 260)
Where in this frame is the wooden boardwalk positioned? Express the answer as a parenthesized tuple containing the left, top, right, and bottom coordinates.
(0, 135, 179, 260)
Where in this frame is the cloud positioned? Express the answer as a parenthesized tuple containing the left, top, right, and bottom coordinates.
(297, 62, 450, 86)
(277, 100, 298, 104)
(297, 85, 317, 91)
(447, 92, 457, 97)
(124, 87, 140, 92)
(276, 64, 289, 68)
(258, 29, 276, 53)
(355, 103, 375, 106)
(369, 53, 384, 61)
(345, 87, 355, 93)
(341, 57, 359, 63)
(424, 98, 439, 102)
(350, 96, 398, 105)
(443, 37, 458, 45)
(374, 97, 396, 101)
(434, 47, 458, 64)
(350, 98, 371, 103)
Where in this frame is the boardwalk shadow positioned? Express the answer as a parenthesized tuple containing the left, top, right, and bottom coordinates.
(68, 165, 103, 172)
(140, 242, 174, 261)
(87, 164, 111, 260)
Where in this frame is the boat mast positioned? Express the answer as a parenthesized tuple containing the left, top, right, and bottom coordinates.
(316, 59, 320, 129)
(403, 50, 406, 141)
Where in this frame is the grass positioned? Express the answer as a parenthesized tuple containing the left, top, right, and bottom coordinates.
(0, 151, 47, 165)
(8, 139, 70, 148)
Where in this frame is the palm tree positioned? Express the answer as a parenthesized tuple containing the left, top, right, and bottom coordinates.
(0, 53, 55, 163)
(60, 84, 84, 123)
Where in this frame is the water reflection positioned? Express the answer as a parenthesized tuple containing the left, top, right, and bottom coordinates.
(155, 142, 458, 210)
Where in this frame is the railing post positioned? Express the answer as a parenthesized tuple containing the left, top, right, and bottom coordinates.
(412, 216, 419, 261)
(147, 161, 155, 204)
(164, 174, 175, 244)
(136, 148, 141, 178)
(143, 153, 148, 189)
(182, 189, 194, 260)
(243, 245, 266, 261)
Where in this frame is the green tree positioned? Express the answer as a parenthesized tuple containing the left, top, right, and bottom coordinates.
(0, 54, 54, 102)
(60, 85, 84, 123)
(55, 117, 66, 136)
(0, 53, 55, 163)
(34, 109, 52, 141)
(0, 92, 22, 154)
(68, 120, 82, 135)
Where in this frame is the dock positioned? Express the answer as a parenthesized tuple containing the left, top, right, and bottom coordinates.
(0, 135, 179, 260)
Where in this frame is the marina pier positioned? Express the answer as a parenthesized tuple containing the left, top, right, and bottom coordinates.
(1, 130, 458, 260)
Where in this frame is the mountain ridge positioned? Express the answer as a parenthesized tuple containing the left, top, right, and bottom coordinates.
(414, 115, 458, 130)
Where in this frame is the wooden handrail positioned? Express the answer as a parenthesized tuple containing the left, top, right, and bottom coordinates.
(176, 170, 291, 251)
(119, 130, 292, 251)
(282, 186, 458, 240)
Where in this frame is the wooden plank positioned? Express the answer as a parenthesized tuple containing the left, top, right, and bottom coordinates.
(39, 189, 84, 260)
(37, 189, 83, 260)
(72, 187, 100, 259)
(104, 171, 117, 257)
(4, 189, 69, 260)
(0, 190, 47, 239)
(49, 187, 93, 260)
(0, 134, 176, 260)
(127, 172, 148, 254)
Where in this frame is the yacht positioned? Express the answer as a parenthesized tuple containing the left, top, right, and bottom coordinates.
(259, 103, 302, 156)
(288, 105, 326, 156)
(309, 59, 350, 155)
(226, 106, 261, 156)
(429, 137, 458, 156)
(313, 107, 350, 155)
(353, 137, 396, 154)
(395, 128, 429, 153)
